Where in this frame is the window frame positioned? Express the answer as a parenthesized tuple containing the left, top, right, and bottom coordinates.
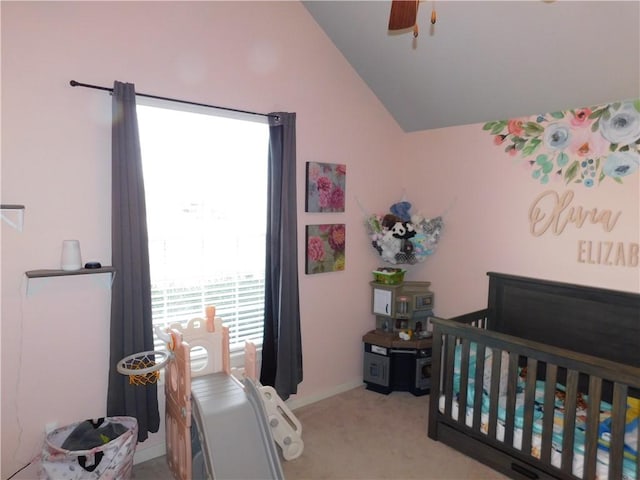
(136, 98, 269, 359)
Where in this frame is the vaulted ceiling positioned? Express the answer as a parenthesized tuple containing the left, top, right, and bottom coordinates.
(302, 1, 640, 132)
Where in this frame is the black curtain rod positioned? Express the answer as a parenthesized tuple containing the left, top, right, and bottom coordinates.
(69, 80, 278, 119)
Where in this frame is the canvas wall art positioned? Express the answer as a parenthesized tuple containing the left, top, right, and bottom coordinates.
(305, 162, 346, 212)
(305, 224, 346, 274)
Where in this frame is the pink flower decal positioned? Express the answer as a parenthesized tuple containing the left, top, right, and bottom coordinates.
(507, 119, 524, 136)
(570, 108, 593, 127)
(569, 127, 608, 158)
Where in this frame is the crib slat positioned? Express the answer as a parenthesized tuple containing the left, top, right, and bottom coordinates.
(504, 352, 519, 448)
(487, 349, 502, 440)
(472, 343, 486, 431)
(444, 335, 456, 418)
(428, 322, 444, 440)
(560, 369, 578, 474)
(636, 412, 640, 480)
(608, 383, 628, 480)
(584, 375, 602, 480)
(458, 339, 471, 426)
(540, 363, 558, 464)
(521, 357, 537, 456)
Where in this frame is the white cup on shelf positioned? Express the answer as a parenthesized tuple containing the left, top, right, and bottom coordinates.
(61, 240, 82, 271)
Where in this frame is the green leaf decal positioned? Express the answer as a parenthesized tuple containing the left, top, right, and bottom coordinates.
(565, 160, 579, 182)
(589, 108, 608, 120)
(550, 111, 564, 119)
(536, 154, 548, 165)
(491, 122, 505, 135)
(522, 139, 541, 157)
(557, 152, 569, 167)
(634, 99, 640, 113)
(523, 122, 544, 136)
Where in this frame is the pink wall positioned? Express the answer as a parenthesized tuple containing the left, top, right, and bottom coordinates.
(399, 124, 639, 315)
(1, 2, 403, 475)
(1, 1, 638, 478)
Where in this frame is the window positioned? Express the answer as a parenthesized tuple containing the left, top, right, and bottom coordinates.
(137, 102, 269, 354)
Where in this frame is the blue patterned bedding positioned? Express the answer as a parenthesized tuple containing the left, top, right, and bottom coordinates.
(447, 343, 638, 479)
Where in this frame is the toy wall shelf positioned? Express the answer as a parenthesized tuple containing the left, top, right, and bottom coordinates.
(1, 204, 25, 232)
(24, 267, 116, 295)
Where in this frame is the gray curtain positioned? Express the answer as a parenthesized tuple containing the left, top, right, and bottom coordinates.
(106, 81, 159, 442)
(260, 112, 303, 400)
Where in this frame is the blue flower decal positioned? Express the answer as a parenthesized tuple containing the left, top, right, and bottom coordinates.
(543, 123, 571, 150)
(603, 152, 640, 179)
(599, 102, 640, 146)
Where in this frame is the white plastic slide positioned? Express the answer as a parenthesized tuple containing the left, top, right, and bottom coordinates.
(163, 309, 298, 480)
(190, 373, 284, 480)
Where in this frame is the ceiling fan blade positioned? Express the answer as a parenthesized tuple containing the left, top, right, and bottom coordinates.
(388, 0, 419, 30)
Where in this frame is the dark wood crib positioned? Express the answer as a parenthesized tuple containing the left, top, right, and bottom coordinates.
(428, 272, 640, 480)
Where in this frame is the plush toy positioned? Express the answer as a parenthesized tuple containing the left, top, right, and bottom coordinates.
(390, 222, 416, 239)
(390, 201, 412, 222)
(365, 202, 444, 265)
(391, 222, 417, 256)
(410, 213, 424, 225)
(379, 229, 402, 263)
(381, 214, 401, 230)
(409, 233, 430, 257)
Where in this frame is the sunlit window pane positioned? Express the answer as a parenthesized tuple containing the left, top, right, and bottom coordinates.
(137, 103, 269, 352)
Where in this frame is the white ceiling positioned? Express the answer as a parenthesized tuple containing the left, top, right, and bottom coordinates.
(302, 1, 640, 132)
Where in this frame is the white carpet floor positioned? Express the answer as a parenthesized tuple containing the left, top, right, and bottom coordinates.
(133, 385, 507, 479)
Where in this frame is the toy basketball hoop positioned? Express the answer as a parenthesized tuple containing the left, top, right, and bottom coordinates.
(117, 350, 172, 386)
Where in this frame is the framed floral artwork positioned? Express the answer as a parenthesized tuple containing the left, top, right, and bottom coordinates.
(305, 224, 346, 274)
(305, 162, 346, 212)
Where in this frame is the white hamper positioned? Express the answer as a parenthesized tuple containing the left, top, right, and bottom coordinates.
(39, 416, 138, 480)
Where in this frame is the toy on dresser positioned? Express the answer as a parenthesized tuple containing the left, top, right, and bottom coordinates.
(370, 277, 434, 340)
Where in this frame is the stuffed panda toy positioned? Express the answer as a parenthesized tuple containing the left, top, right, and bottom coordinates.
(391, 221, 416, 255)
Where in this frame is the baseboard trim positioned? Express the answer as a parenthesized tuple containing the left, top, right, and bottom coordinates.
(133, 442, 166, 465)
(285, 379, 364, 411)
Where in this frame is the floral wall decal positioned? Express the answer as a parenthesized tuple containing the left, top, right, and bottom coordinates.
(483, 99, 640, 187)
(305, 162, 346, 212)
(305, 224, 346, 274)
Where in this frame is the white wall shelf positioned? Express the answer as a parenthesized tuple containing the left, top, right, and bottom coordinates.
(1, 204, 25, 232)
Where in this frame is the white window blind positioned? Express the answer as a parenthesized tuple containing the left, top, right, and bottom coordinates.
(136, 101, 269, 354)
